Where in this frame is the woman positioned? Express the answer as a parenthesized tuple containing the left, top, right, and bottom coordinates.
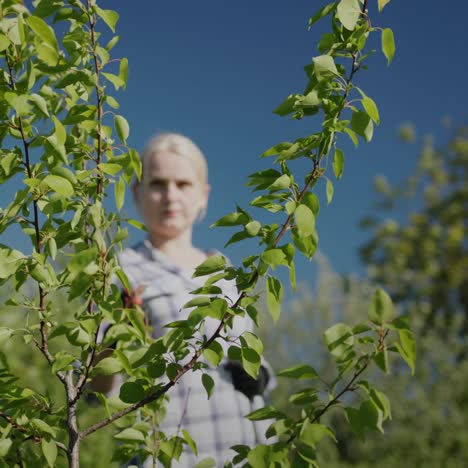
(119, 133, 273, 466)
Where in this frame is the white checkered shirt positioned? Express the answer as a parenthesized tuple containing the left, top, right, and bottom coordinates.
(118, 240, 274, 467)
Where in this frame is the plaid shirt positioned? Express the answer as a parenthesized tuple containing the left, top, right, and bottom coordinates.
(118, 240, 274, 467)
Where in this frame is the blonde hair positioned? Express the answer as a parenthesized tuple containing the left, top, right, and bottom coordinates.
(139, 133, 208, 183)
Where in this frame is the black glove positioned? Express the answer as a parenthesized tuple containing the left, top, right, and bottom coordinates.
(223, 361, 270, 401)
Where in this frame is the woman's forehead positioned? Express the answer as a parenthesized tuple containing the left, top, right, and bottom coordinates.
(144, 151, 199, 179)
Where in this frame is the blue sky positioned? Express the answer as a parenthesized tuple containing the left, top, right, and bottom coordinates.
(3, 1, 468, 288)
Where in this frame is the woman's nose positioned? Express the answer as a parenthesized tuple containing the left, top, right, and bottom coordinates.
(164, 181, 178, 201)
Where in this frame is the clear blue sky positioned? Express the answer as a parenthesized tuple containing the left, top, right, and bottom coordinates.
(3, 1, 468, 287)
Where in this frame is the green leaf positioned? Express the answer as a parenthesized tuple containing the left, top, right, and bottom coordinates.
(95, 6, 119, 32)
(336, 0, 361, 31)
(43, 174, 73, 196)
(119, 57, 129, 88)
(269, 174, 291, 191)
(67, 247, 97, 275)
(381, 28, 395, 65)
(211, 211, 249, 227)
(31, 419, 57, 437)
(368, 288, 395, 325)
(362, 96, 380, 124)
(0, 33, 10, 52)
(114, 428, 145, 442)
(333, 148, 345, 179)
(120, 381, 145, 404)
(313, 55, 339, 80)
(4, 92, 31, 116)
(266, 276, 283, 323)
(395, 329, 416, 374)
(295, 204, 315, 237)
(309, 3, 337, 28)
(93, 357, 123, 375)
(246, 406, 285, 421)
(261, 142, 293, 157)
(29, 93, 49, 117)
(374, 348, 389, 373)
(41, 438, 57, 468)
(26, 16, 58, 51)
(102, 72, 125, 90)
(261, 249, 287, 268)
(194, 458, 216, 468)
(301, 422, 336, 446)
(324, 323, 354, 357)
(241, 332, 263, 355)
(0, 439, 12, 457)
(277, 364, 318, 380)
(0, 246, 25, 279)
(52, 351, 76, 373)
(245, 220, 261, 237)
(99, 163, 122, 175)
(182, 429, 198, 456)
(203, 340, 224, 367)
(202, 373, 215, 399)
(0, 328, 12, 346)
(344, 127, 359, 147)
(351, 111, 374, 142)
(241, 347, 261, 379)
(378, 0, 391, 12)
(114, 177, 125, 211)
(326, 179, 334, 205)
(193, 255, 226, 277)
(114, 115, 129, 144)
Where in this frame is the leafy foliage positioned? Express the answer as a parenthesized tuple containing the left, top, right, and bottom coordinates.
(0, 1, 412, 467)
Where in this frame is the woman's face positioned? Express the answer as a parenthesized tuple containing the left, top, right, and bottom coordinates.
(136, 151, 209, 241)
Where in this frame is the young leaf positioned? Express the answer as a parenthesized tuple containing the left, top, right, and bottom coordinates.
(93, 357, 123, 375)
(295, 204, 315, 237)
(41, 438, 57, 468)
(182, 429, 198, 456)
(382, 28, 395, 65)
(203, 340, 224, 367)
(313, 55, 339, 80)
(266, 276, 283, 322)
(277, 364, 318, 380)
(102, 72, 125, 90)
(362, 96, 380, 124)
(194, 458, 216, 468)
(202, 373, 215, 399)
(120, 381, 145, 404)
(95, 6, 119, 33)
(114, 115, 129, 144)
(336, 0, 361, 31)
(241, 347, 261, 378)
(114, 428, 145, 442)
(114, 177, 125, 211)
(351, 111, 374, 142)
(309, 3, 337, 28)
(43, 174, 73, 197)
(119, 57, 129, 87)
(368, 288, 395, 325)
(395, 329, 416, 374)
(25, 16, 58, 51)
(333, 148, 345, 179)
(378, 0, 391, 12)
(326, 179, 334, 205)
(324, 323, 354, 357)
(192, 255, 226, 277)
(300, 422, 336, 446)
(0, 439, 12, 457)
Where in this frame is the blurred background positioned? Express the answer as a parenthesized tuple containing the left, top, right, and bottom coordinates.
(1, 1, 467, 466)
